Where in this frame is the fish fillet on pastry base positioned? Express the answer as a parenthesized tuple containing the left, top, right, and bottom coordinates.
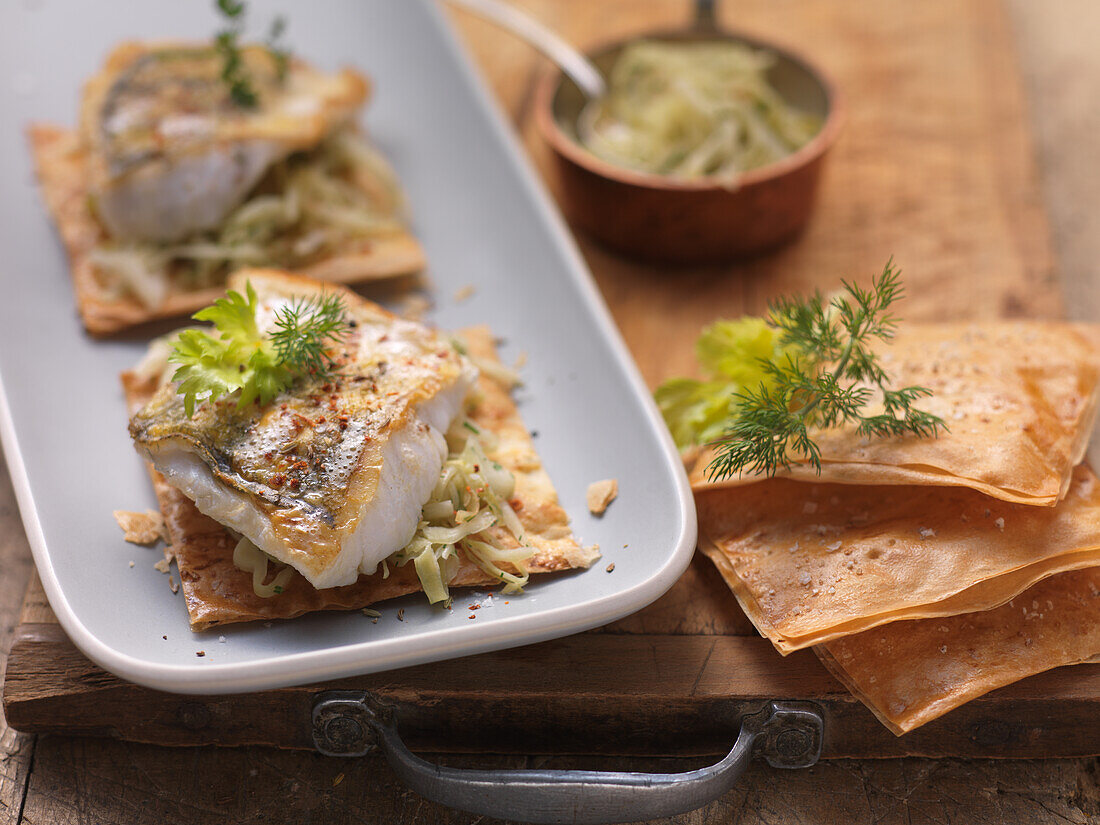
(815, 568, 1100, 734)
(691, 323, 1100, 507)
(122, 275, 595, 629)
(696, 466, 1100, 653)
(30, 43, 425, 335)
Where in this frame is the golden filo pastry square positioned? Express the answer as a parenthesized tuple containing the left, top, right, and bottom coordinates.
(815, 567, 1100, 735)
(692, 322, 1100, 507)
(122, 327, 596, 631)
(696, 466, 1100, 654)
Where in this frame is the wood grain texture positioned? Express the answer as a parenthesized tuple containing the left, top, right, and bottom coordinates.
(596, 552, 759, 636)
(1008, 0, 1100, 328)
(16, 742, 1100, 825)
(7, 582, 1100, 759)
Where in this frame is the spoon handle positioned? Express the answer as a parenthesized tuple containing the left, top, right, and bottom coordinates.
(445, 0, 606, 99)
(695, 0, 719, 31)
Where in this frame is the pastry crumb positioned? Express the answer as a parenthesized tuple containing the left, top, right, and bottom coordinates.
(399, 294, 432, 320)
(586, 479, 618, 515)
(169, 575, 179, 594)
(153, 558, 171, 574)
(453, 284, 475, 303)
(113, 509, 166, 545)
(195, 650, 205, 658)
(606, 562, 615, 573)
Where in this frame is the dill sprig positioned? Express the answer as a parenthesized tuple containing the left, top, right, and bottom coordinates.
(214, 0, 290, 108)
(215, 0, 256, 108)
(169, 283, 351, 416)
(705, 260, 946, 482)
(271, 293, 351, 377)
(267, 15, 290, 82)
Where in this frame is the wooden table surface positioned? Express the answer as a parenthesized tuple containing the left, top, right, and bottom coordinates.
(3, 1, 1100, 823)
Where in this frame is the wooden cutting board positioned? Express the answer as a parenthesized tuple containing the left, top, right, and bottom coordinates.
(6, 0, 1098, 758)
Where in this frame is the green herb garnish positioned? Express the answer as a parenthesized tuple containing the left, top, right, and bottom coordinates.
(213, 0, 291, 108)
(705, 261, 946, 481)
(655, 317, 792, 450)
(271, 292, 351, 377)
(657, 261, 946, 481)
(170, 282, 350, 416)
(267, 15, 290, 82)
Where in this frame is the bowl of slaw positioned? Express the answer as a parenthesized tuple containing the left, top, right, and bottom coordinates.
(534, 30, 843, 264)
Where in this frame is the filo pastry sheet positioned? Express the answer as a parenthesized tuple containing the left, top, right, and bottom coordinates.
(697, 465, 1100, 653)
(692, 322, 1100, 507)
(815, 567, 1100, 734)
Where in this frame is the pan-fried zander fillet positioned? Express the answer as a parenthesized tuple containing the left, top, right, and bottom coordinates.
(31, 41, 424, 334)
(82, 42, 367, 242)
(129, 269, 475, 589)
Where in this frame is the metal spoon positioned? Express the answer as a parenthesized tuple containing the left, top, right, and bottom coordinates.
(445, 0, 606, 100)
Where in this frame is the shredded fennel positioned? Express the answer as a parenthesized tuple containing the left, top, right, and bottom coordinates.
(578, 40, 821, 181)
(232, 536, 295, 597)
(231, 416, 535, 604)
(451, 335, 522, 389)
(91, 128, 408, 308)
(389, 416, 533, 604)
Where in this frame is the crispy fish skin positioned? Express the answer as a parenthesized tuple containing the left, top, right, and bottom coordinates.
(129, 269, 475, 588)
(81, 41, 369, 242)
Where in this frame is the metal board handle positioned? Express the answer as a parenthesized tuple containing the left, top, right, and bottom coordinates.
(313, 692, 822, 825)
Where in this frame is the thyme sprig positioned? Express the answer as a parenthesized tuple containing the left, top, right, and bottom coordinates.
(705, 261, 946, 482)
(214, 0, 289, 108)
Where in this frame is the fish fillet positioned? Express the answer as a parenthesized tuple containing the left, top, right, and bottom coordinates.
(129, 269, 476, 588)
(81, 42, 368, 242)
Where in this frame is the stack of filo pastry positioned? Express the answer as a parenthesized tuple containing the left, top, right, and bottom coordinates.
(691, 322, 1100, 734)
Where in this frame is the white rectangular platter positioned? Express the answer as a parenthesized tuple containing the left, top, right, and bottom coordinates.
(0, 0, 695, 694)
